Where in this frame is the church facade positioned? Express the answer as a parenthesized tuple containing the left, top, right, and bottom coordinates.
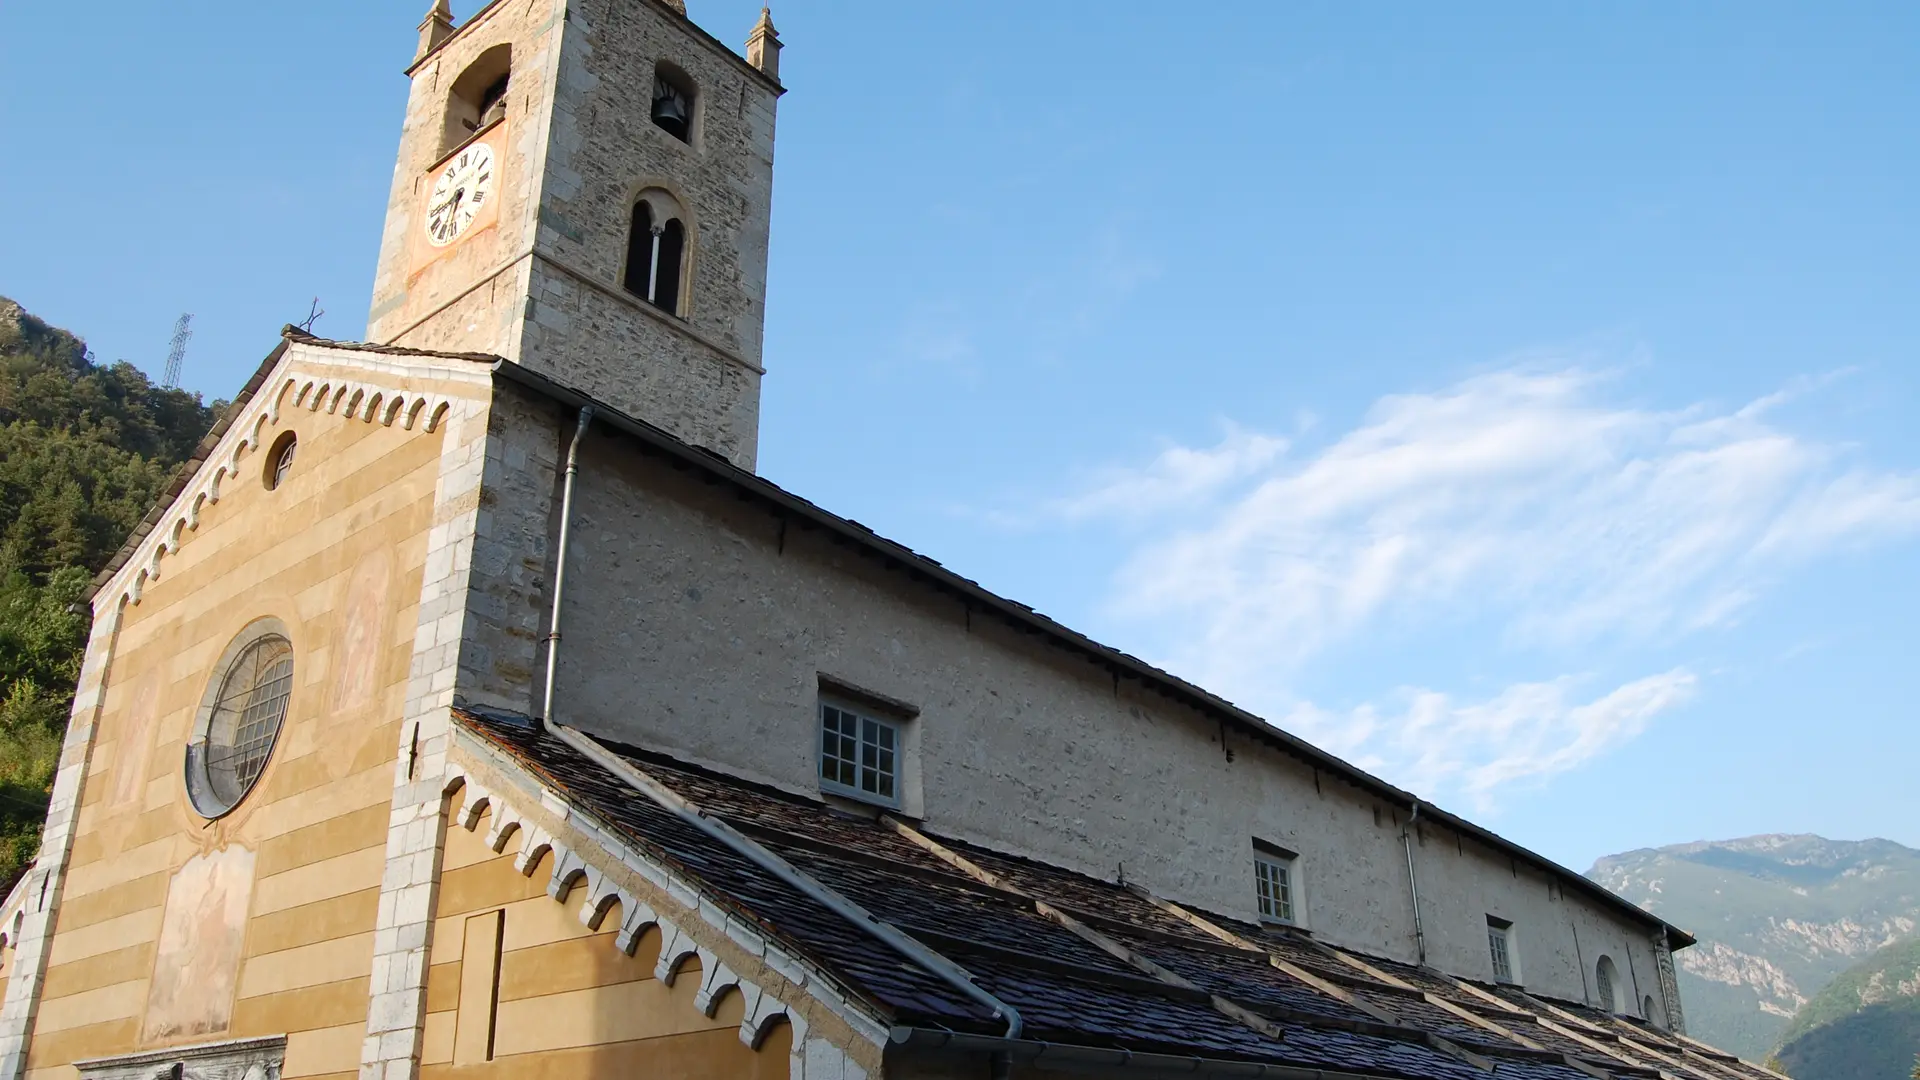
(0, 3, 1785, 1079)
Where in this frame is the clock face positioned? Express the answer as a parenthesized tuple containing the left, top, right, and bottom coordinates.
(425, 143, 495, 247)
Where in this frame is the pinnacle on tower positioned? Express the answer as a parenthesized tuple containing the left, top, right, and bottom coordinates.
(746, 7, 781, 80)
(417, 0, 455, 60)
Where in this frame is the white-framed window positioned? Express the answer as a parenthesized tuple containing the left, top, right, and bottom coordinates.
(1252, 841, 1297, 923)
(1487, 915, 1516, 983)
(819, 701, 901, 808)
(265, 431, 297, 490)
(623, 190, 689, 318)
(186, 619, 296, 819)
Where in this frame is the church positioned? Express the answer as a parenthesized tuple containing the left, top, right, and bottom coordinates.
(0, 3, 1786, 1079)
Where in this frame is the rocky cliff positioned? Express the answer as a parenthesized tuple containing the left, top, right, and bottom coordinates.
(1588, 834, 1920, 1063)
(1773, 936, 1920, 1080)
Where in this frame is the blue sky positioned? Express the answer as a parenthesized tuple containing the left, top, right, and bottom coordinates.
(3, 2, 1916, 872)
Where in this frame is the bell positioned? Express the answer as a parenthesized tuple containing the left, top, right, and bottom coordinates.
(651, 80, 689, 137)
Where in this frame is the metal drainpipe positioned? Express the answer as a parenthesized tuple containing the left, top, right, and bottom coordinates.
(1402, 801, 1427, 966)
(535, 407, 1025, 1045)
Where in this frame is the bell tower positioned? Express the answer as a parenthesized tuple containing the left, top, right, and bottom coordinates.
(366, 0, 783, 470)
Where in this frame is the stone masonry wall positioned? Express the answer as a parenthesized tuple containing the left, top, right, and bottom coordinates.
(516, 0, 778, 469)
(367, 0, 562, 350)
(367, 0, 777, 471)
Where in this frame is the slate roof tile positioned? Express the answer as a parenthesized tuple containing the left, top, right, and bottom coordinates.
(455, 710, 1760, 1080)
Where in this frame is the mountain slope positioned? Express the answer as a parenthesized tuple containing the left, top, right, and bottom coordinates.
(1772, 937, 1920, 1080)
(1588, 835, 1920, 1062)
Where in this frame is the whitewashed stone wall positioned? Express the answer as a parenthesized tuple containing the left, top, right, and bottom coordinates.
(477, 397, 1679, 1017)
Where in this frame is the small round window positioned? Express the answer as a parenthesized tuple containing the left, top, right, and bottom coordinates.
(187, 630, 294, 817)
(264, 432, 297, 490)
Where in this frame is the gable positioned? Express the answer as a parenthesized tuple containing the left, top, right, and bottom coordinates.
(16, 334, 496, 1076)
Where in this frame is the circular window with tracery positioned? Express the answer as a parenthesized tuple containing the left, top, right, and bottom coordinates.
(187, 626, 295, 817)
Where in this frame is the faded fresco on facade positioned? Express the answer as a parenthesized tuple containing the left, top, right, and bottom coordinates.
(330, 548, 393, 713)
(109, 671, 162, 810)
(142, 845, 256, 1041)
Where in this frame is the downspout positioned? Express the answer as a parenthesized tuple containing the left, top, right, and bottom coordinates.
(536, 407, 1024, 1046)
(1402, 801, 1427, 966)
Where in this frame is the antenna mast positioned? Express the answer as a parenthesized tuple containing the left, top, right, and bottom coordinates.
(163, 313, 193, 389)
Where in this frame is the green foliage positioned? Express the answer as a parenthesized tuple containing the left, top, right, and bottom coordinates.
(1780, 937, 1920, 1048)
(0, 297, 218, 889)
(1774, 999, 1920, 1080)
(1768, 937, 1920, 1079)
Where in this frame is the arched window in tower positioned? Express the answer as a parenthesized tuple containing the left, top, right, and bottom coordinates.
(442, 44, 512, 155)
(623, 191, 689, 317)
(651, 61, 697, 144)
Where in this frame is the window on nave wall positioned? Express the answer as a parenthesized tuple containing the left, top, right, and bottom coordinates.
(624, 191, 689, 318)
(1595, 954, 1621, 1012)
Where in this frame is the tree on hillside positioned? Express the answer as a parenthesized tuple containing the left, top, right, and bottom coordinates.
(0, 298, 220, 886)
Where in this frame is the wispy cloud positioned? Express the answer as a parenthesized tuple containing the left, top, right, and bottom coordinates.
(1279, 671, 1698, 813)
(1048, 425, 1287, 522)
(1042, 365, 1920, 807)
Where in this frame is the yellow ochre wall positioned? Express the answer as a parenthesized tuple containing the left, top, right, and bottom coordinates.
(423, 803, 790, 1079)
(26, 388, 447, 1080)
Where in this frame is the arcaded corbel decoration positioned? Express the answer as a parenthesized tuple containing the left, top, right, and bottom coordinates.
(611, 899, 661, 956)
(452, 780, 492, 829)
(741, 986, 792, 1049)
(513, 826, 559, 876)
(546, 848, 603, 904)
(694, 959, 742, 1017)
(568, 880, 629, 930)
(654, 923, 705, 985)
